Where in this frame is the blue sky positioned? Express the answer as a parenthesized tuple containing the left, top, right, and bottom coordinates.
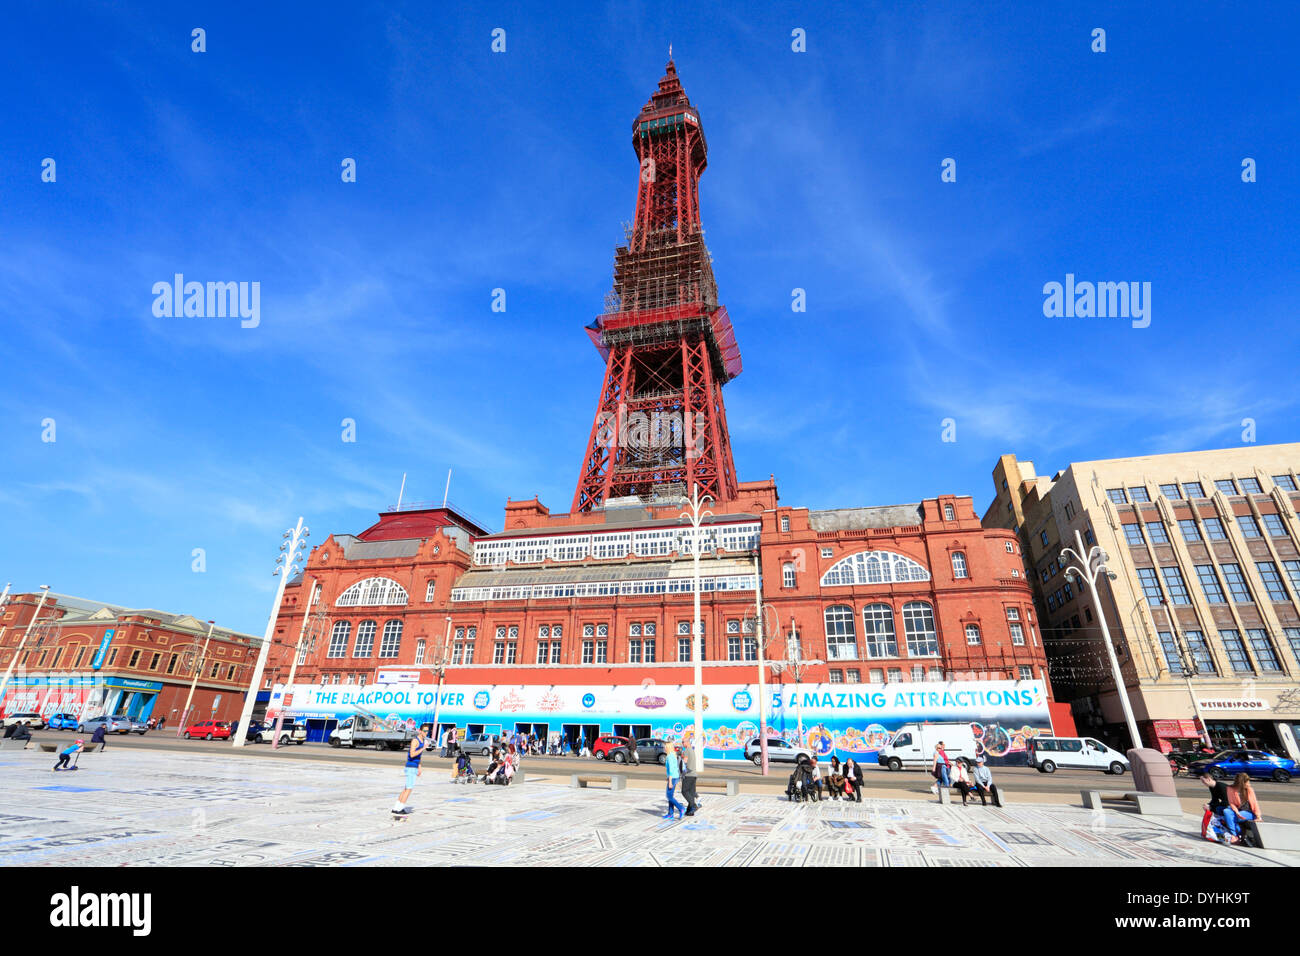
(2, 1, 1297, 634)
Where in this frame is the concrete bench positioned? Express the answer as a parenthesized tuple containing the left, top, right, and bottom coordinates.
(571, 773, 627, 791)
(1245, 821, 1300, 851)
(0, 738, 33, 751)
(39, 743, 58, 753)
(1082, 789, 1183, 817)
(695, 777, 740, 796)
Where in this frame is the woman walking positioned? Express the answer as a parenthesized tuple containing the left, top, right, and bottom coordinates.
(663, 742, 685, 819)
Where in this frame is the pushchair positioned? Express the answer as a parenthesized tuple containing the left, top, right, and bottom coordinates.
(453, 752, 477, 784)
(786, 763, 817, 802)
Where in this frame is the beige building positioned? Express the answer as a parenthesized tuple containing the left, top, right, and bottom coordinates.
(984, 444, 1300, 761)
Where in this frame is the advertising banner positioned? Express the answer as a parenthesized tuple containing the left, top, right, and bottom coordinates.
(274, 678, 1054, 764)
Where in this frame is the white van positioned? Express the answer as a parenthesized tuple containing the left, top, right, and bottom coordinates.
(1028, 736, 1129, 775)
(877, 722, 978, 771)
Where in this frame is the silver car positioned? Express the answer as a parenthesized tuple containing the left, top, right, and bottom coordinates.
(78, 715, 132, 735)
(743, 736, 814, 766)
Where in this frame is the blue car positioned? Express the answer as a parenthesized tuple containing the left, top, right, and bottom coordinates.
(1189, 749, 1295, 783)
(47, 713, 80, 731)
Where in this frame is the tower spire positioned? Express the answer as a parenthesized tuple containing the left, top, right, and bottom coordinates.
(572, 62, 741, 512)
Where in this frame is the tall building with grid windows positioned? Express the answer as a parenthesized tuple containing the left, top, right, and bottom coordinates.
(984, 444, 1300, 758)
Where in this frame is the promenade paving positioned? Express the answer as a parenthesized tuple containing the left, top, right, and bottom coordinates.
(2, 747, 1293, 867)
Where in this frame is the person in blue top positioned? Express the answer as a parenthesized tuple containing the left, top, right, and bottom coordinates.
(54, 739, 84, 771)
(391, 725, 428, 815)
(663, 742, 685, 819)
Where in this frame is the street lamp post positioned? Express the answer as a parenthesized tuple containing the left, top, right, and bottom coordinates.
(272, 577, 318, 750)
(0, 585, 51, 713)
(177, 622, 216, 736)
(429, 616, 454, 745)
(750, 553, 771, 776)
(1060, 528, 1142, 751)
(681, 483, 713, 773)
(234, 517, 309, 748)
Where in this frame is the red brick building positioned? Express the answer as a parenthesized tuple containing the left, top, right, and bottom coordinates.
(0, 591, 259, 726)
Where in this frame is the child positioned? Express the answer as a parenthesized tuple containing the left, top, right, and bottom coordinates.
(54, 739, 84, 771)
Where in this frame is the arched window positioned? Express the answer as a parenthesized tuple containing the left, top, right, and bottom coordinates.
(823, 605, 857, 661)
(821, 550, 931, 587)
(353, 621, 376, 657)
(326, 621, 351, 658)
(415, 640, 426, 665)
(902, 602, 938, 657)
(862, 604, 898, 658)
(379, 620, 403, 658)
(951, 551, 968, 579)
(335, 577, 409, 607)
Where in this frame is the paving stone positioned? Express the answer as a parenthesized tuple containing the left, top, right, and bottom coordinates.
(3, 748, 1293, 867)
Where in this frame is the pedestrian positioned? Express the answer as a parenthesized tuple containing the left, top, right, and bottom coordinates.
(808, 750, 824, 801)
(91, 722, 108, 753)
(1199, 771, 1232, 842)
(54, 738, 84, 771)
(1224, 773, 1262, 844)
(932, 740, 951, 797)
(391, 725, 428, 816)
(627, 735, 640, 765)
(663, 743, 685, 820)
(580, 737, 591, 758)
(952, 757, 973, 805)
(158, 716, 165, 731)
(843, 756, 862, 803)
(230, 719, 238, 739)
(562, 736, 571, 756)
(676, 745, 699, 816)
(972, 755, 1001, 807)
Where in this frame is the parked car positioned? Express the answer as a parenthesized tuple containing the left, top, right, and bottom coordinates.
(611, 737, 669, 764)
(184, 720, 232, 740)
(3, 712, 46, 730)
(461, 733, 504, 756)
(1027, 736, 1129, 775)
(78, 715, 131, 735)
(47, 713, 80, 731)
(592, 734, 633, 760)
(122, 717, 149, 735)
(744, 736, 814, 766)
(1188, 749, 1295, 783)
(251, 719, 307, 745)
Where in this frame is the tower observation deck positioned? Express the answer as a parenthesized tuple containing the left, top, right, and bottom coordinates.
(573, 60, 741, 513)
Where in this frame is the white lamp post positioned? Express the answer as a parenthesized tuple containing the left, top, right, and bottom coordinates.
(176, 621, 216, 736)
(1060, 528, 1142, 751)
(272, 577, 318, 750)
(0, 585, 51, 712)
(680, 483, 713, 773)
(750, 553, 773, 775)
(234, 517, 309, 748)
(429, 616, 454, 744)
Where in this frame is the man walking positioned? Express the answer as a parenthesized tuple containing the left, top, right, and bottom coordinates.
(391, 725, 428, 816)
(678, 745, 699, 816)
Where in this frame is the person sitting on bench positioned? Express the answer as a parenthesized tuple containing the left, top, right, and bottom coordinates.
(11, 721, 33, 748)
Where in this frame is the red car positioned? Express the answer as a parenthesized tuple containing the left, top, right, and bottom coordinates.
(184, 720, 231, 740)
(592, 735, 633, 760)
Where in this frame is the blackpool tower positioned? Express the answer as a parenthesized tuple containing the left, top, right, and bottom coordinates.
(572, 60, 742, 513)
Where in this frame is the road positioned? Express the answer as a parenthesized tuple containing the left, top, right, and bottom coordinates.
(23, 728, 1300, 818)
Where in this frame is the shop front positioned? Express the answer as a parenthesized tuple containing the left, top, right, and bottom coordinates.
(266, 678, 1056, 764)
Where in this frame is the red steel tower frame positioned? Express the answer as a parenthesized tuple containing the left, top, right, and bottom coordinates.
(573, 60, 741, 512)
